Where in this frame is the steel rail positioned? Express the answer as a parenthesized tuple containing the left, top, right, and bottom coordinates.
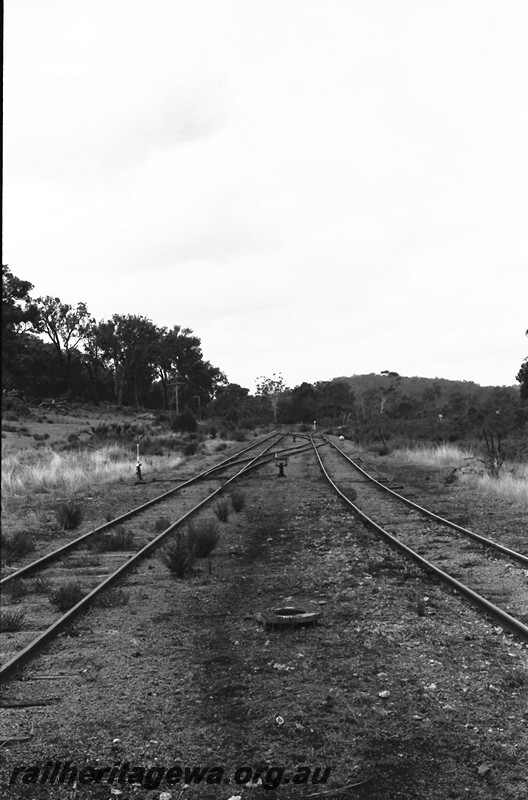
(311, 437, 528, 643)
(1, 431, 283, 586)
(204, 439, 318, 476)
(0, 433, 288, 683)
(1, 436, 314, 586)
(323, 436, 528, 567)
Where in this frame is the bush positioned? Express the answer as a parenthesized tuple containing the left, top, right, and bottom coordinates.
(171, 413, 198, 434)
(0, 609, 25, 632)
(89, 526, 134, 552)
(5, 579, 32, 602)
(183, 440, 199, 456)
(187, 518, 220, 557)
(56, 501, 83, 530)
(161, 532, 196, 577)
(214, 499, 230, 523)
(153, 516, 171, 533)
(96, 588, 130, 607)
(230, 489, 246, 513)
(49, 581, 85, 611)
(32, 576, 53, 594)
(1, 531, 35, 562)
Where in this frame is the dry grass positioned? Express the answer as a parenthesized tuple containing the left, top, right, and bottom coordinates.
(390, 444, 528, 505)
(389, 443, 474, 468)
(461, 467, 528, 506)
(1, 444, 183, 499)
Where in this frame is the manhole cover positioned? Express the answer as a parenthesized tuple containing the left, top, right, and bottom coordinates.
(262, 605, 322, 630)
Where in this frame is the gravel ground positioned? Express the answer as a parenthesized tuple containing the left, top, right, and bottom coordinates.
(1, 438, 527, 800)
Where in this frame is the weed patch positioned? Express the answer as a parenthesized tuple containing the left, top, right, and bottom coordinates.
(188, 518, 220, 557)
(89, 526, 134, 552)
(49, 581, 85, 611)
(161, 532, 196, 577)
(56, 501, 83, 530)
(5, 579, 32, 602)
(214, 498, 230, 522)
(31, 576, 53, 594)
(1, 530, 35, 562)
(153, 516, 171, 533)
(0, 609, 25, 632)
(229, 489, 246, 513)
(96, 588, 130, 607)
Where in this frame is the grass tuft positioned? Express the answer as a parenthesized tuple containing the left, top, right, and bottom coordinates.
(49, 581, 85, 611)
(229, 489, 246, 513)
(5, 579, 32, 602)
(89, 526, 134, 552)
(214, 498, 230, 523)
(32, 576, 53, 594)
(96, 588, 130, 607)
(153, 516, 171, 533)
(0, 609, 25, 632)
(1, 530, 35, 563)
(161, 532, 196, 577)
(187, 518, 220, 557)
(56, 501, 83, 530)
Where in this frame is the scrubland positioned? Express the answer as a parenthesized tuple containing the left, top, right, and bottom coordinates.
(388, 443, 528, 505)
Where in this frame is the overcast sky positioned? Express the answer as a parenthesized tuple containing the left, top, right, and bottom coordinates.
(4, 0, 527, 392)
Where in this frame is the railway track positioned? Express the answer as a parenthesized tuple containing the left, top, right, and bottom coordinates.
(0, 432, 315, 586)
(1, 431, 315, 683)
(313, 435, 528, 642)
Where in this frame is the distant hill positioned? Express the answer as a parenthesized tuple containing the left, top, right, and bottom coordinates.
(332, 373, 518, 398)
(318, 373, 525, 450)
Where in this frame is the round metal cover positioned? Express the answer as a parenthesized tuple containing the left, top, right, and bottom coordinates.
(263, 605, 322, 629)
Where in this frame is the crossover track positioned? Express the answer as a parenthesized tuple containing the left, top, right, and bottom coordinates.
(313, 436, 528, 642)
(1, 432, 314, 586)
(1, 432, 301, 683)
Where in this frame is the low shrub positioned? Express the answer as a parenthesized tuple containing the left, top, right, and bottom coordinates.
(0, 609, 25, 632)
(56, 501, 83, 530)
(214, 499, 230, 523)
(183, 440, 199, 456)
(1, 531, 36, 562)
(161, 532, 196, 577)
(171, 413, 198, 434)
(188, 518, 220, 557)
(153, 516, 171, 533)
(32, 576, 53, 594)
(96, 588, 130, 607)
(5, 579, 32, 602)
(49, 581, 85, 611)
(230, 489, 246, 513)
(89, 526, 134, 552)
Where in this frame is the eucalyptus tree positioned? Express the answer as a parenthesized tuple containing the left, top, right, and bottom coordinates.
(155, 325, 225, 411)
(517, 330, 528, 401)
(94, 314, 159, 407)
(31, 295, 94, 392)
(1, 265, 40, 386)
(256, 373, 287, 423)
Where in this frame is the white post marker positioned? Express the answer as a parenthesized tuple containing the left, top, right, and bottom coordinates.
(136, 440, 143, 481)
(313, 420, 317, 430)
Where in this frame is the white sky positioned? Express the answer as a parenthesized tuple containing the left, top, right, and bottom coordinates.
(4, 0, 528, 392)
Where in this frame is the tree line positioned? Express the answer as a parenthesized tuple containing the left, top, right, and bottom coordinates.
(2, 265, 527, 445)
(2, 265, 225, 412)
